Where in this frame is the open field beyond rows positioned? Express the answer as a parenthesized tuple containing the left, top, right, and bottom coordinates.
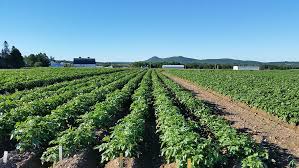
(0, 68, 298, 168)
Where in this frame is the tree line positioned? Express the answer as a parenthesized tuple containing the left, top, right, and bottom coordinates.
(131, 61, 299, 70)
(0, 41, 52, 69)
(132, 61, 234, 69)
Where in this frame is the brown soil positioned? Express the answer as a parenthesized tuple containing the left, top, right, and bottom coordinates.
(104, 157, 139, 168)
(159, 163, 177, 168)
(53, 149, 98, 168)
(0, 150, 41, 168)
(163, 73, 299, 167)
(138, 96, 163, 168)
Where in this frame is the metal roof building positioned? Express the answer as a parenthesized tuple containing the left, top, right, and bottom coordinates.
(50, 61, 64, 67)
(162, 65, 185, 69)
(73, 57, 96, 67)
(233, 66, 260, 70)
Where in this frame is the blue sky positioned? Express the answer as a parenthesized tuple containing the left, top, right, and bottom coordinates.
(0, 0, 299, 62)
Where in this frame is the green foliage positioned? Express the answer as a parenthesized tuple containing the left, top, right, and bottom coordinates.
(0, 68, 122, 94)
(0, 68, 278, 167)
(24, 53, 51, 67)
(0, 41, 25, 68)
(41, 122, 96, 162)
(0, 74, 108, 115)
(1, 82, 95, 141)
(0, 71, 126, 113)
(152, 71, 221, 168)
(11, 71, 139, 151)
(241, 153, 267, 168)
(0, 71, 127, 143)
(41, 71, 145, 163)
(158, 72, 269, 167)
(97, 70, 152, 162)
(166, 69, 299, 125)
(7, 46, 25, 68)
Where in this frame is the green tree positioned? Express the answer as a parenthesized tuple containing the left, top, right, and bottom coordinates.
(34, 62, 43, 67)
(36, 53, 50, 66)
(0, 57, 4, 68)
(1, 41, 10, 58)
(50, 56, 55, 62)
(24, 54, 37, 67)
(24, 53, 51, 67)
(0, 41, 25, 69)
(7, 46, 25, 68)
(0, 41, 10, 68)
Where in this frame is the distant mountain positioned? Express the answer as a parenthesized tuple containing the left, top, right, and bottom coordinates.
(267, 61, 299, 66)
(146, 56, 164, 62)
(197, 58, 263, 65)
(146, 56, 199, 63)
(145, 56, 263, 65)
(144, 56, 299, 66)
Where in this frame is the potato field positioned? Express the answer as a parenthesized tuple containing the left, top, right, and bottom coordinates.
(0, 68, 298, 168)
(166, 69, 299, 124)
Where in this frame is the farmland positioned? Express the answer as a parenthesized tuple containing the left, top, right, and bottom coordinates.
(0, 68, 298, 168)
(165, 69, 299, 124)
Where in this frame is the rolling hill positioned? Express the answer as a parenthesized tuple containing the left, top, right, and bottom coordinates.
(145, 56, 299, 66)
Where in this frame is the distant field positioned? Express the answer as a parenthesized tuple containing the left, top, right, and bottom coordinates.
(165, 69, 299, 124)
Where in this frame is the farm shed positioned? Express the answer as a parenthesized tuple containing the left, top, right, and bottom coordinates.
(73, 57, 96, 67)
(162, 65, 185, 69)
(50, 61, 64, 67)
(233, 66, 260, 70)
(105, 65, 114, 68)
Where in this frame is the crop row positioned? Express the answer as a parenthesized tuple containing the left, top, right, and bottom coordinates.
(41, 71, 146, 163)
(0, 68, 122, 85)
(97, 70, 152, 162)
(12, 71, 142, 153)
(0, 70, 136, 145)
(165, 69, 299, 124)
(0, 68, 123, 94)
(0, 69, 273, 168)
(157, 72, 269, 168)
(0, 75, 96, 108)
(0, 71, 129, 115)
(0, 70, 128, 104)
(152, 71, 221, 167)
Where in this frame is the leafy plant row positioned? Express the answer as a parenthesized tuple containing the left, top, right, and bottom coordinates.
(0, 77, 95, 107)
(0, 68, 123, 94)
(0, 71, 132, 143)
(97, 70, 152, 163)
(0, 80, 94, 140)
(166, 69, 299, 124)
(41, 71, 146, 163)
(152, 71, 221, 168)
(0, 71, 128, 116)
(0, 70, 128, 104)
(158, 72, 269, 168)
(0, 68, 118, 85)
(12, 71, 141, 153)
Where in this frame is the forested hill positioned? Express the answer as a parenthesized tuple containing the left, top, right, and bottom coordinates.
(145, 56, 299, 66)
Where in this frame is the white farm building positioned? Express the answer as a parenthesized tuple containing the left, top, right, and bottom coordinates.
(233, 66, 260, 70)
(162, 65, 185, 69)
(50, 61, 64, 67)
(73, 57, 96, 67)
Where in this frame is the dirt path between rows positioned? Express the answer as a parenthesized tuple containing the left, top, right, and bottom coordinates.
(163, 73, 299, 167)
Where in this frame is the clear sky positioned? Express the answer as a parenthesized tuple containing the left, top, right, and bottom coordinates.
(0, 0, 299, 62)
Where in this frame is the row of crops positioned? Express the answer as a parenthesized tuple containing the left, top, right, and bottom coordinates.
(0, 68, 122, 94)
(152, 71, 268, 167)
(165, 69, 299, 125)
(0, 68, 270, 167)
